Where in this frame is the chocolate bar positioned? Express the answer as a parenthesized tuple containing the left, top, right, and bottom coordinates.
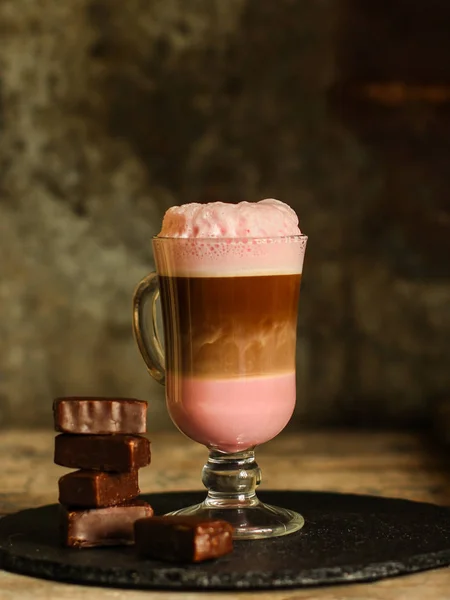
(54, 434, 151, 472)
(134, 516, 234, 562)
(53, 397, 147, 434)
(59, 470, 140, 508)
(61, 501, 153, 548)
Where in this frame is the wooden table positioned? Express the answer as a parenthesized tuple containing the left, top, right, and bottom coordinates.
(0, 429, 449, 599)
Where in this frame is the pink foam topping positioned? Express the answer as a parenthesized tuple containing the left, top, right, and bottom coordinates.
(158, 199, 301, 238)
(155, 199, 306, 276)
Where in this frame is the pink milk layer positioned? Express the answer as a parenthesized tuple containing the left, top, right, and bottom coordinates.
(166, 373, 296, 453)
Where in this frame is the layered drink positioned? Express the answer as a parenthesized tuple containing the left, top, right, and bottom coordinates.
(154, 199, 306, 453)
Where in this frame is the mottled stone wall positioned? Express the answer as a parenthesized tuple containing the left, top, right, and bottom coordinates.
(0, 0, 449, 429)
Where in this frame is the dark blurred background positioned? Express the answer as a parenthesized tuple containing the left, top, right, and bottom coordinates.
(0, 0, 449, 431)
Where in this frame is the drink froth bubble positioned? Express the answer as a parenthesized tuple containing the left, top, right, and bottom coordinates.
(156, 199, 305, 278)
(158, 199, 301, 239)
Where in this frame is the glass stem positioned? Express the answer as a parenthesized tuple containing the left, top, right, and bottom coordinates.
(201, 449, 262, 509)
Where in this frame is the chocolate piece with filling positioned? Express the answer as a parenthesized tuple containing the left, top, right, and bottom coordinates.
(61, 501, 153, 548)
(134, 516, 234, 562)
(58, 470, 140, 508)
(53, 397, 147, 435)
(54, 434, 151, 472)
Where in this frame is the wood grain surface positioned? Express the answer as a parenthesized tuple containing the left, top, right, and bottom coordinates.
(0, 429, 448, 599)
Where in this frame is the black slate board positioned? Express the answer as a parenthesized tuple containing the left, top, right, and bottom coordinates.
(0, 491, 449, 590)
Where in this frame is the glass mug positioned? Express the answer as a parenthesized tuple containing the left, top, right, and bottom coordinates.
(132, 235, 307, 539)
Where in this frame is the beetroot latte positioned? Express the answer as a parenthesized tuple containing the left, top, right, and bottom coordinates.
(153, 200, 306, 453)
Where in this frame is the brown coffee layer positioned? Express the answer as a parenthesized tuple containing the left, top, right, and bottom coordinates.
(159, 274, 301, 378)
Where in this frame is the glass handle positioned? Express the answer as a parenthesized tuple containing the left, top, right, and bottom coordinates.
(132, 273, 165, 385)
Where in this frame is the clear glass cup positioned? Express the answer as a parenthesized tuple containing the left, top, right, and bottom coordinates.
(132, 234, 307, 539)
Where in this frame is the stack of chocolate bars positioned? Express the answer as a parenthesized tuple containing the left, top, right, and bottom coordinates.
(53, 397, 153, 548)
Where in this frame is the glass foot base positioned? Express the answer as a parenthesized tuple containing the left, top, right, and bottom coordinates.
(167, 497, 304, 540)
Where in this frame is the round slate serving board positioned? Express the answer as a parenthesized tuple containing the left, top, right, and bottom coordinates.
(0, 491, 449, 590)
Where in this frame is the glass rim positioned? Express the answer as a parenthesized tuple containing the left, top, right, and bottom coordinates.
(153, 234, 308, 242)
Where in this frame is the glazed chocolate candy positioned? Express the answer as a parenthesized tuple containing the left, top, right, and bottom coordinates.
(54, 434, 150, 472)
(61, 501, 153, 548)
(58, 470, 140, 508)
(134, 516, 234, 562)
(53, 397, 147, 434)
